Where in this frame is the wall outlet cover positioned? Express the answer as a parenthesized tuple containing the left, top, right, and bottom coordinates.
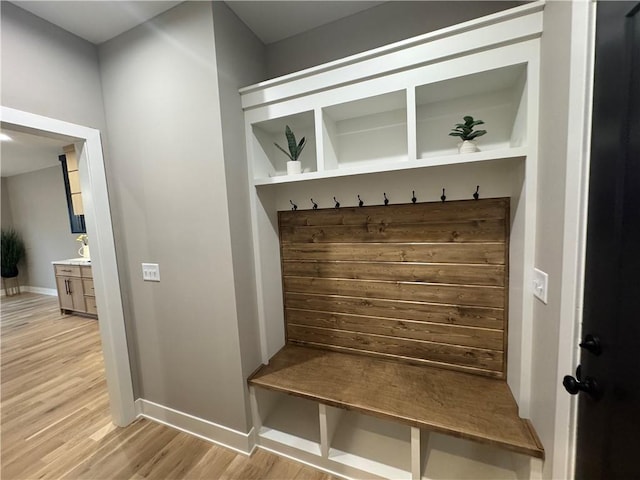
(142, 263, 160, 282)
(533, 267, 548, 304)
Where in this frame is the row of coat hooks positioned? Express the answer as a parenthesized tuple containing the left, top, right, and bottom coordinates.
(290, 186, 481, 210)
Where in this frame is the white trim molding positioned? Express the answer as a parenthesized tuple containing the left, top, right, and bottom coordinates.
(552, 1, 597, 479)
(135, 399, 256, 455)
(1, 106, 136, 427)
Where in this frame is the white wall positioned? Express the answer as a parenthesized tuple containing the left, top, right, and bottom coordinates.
(265, 1, 523, 78)
(4, 166, 78, 289)
(98, 1, 250, 432)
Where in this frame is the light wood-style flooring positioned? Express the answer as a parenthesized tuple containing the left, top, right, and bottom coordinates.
(1, 293, 336, 479)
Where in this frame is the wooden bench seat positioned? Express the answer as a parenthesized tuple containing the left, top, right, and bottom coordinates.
(249, 344, 544, 460)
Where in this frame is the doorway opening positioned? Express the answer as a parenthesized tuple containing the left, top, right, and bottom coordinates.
(1, 106, 135, 427)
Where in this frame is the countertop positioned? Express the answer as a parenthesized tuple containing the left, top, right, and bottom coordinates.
(52, 258, 92, 266)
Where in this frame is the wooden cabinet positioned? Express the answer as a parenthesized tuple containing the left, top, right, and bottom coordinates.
(54, 263, 97, 318)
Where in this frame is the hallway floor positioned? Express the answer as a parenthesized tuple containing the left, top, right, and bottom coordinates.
(0, 293, 336, 479)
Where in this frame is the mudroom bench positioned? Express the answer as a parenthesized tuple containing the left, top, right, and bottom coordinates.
(250, 344, 543, 459)
(249, 344, 543, 480)
(247, 199, 544, 480)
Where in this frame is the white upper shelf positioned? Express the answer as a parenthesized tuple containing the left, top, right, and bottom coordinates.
(253, 147, 527, 186)
(239, 1, 544, 110)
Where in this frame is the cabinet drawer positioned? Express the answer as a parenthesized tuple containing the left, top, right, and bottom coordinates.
(80, 265, 92, 278)
(82, 278, 95, 296)
(85, 296, 98, 315)
(54, 265, 81, 277)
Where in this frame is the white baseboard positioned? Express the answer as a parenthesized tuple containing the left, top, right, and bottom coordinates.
(135, 398, 255, 455)
(1, 285, 58, 297)
(26, 286, 58, 296)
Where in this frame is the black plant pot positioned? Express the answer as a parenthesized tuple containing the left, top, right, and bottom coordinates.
(1, 266, 19, 278)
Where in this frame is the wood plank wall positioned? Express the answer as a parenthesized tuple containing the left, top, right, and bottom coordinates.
(278, 198, 510, 379)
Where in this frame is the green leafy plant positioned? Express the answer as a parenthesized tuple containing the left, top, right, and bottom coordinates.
(1, 228, 26, 278)
(274, 125, 306, 162)
(449, 116, 487, 141)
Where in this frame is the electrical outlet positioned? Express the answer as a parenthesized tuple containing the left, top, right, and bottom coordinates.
(533, 268, 548, 304)
(142, 263, 160, 282)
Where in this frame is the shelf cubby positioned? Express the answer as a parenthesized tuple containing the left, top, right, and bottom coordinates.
(322, 90, 408, 170)
(416, 64, 527, 159)
(253, 389, 321, 456)
(421, 432, 531, 480)
(251, 111, 317, 179)
(328, 410, 412, 480)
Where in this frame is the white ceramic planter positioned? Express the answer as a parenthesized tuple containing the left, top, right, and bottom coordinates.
(459, 140, 479, 154)
(287, 160, 302, 175)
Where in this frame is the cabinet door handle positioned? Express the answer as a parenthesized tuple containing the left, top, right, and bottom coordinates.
(67, 280, 72, 294)
(64, 279, 69, 294)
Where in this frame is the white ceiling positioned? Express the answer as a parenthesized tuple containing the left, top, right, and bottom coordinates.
(12, 1, 384, 46)
(1, 129, 69, 178)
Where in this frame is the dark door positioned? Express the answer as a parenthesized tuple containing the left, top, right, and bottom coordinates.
(572, 2, 640, 478)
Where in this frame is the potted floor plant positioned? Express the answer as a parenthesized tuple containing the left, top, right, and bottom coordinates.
(449, 115, 487, 153)
(275, 125, 306, 175)
(1, 228, 26, 279)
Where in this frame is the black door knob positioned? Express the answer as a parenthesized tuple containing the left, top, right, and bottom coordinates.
(579, 334, 602, 355)
(563, 365, 601, 399)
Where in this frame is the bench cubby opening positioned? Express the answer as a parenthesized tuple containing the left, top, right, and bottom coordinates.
(250, 388, 321, 456)
(420, 431, 539, 480)
(328, 409, 412, 480)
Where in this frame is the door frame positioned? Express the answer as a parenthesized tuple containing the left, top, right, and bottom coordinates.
(550, 1, 597, 479)
(1, 105, 136, 426)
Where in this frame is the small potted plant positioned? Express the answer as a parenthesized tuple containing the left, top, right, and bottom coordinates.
(274, 125, 306, 175)
(1, 228, 26, 279)
(449, 115, 487, 153)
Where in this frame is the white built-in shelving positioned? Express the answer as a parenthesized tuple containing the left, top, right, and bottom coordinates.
(242, 2, 544, 478)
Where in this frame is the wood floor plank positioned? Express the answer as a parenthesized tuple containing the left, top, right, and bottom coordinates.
(0, 293, 330, 480)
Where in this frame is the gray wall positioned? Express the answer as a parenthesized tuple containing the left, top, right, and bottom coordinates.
(1, 177, 13, 230)
(4, 167, 78, 289)
(0, 1, 110, 286)
(212, 0, 266, 422)
(98, 1, 250, 431)
(264, 1, 523, 78)
(1, 2, 107, 130)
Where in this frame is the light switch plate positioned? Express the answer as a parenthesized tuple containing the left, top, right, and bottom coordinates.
(142, 263, 160, 282)
(533, 268, 548, 304)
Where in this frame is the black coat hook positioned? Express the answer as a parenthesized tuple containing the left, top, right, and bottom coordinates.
(311, 198, 318, 210)
(334, 197, 340, 208)
(384, 193, 389, 206)
(441, 188, 446, 202)
(290, 200, 297, 210)
(412, 190, 417, 204)
(473, 185, 480, 200)
(358, 195, 364, 207)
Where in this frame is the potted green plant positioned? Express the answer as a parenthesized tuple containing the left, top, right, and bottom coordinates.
(274, 125, 306, 175)
(449, 115, 487, 153)
(1, 228, 26, 279)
